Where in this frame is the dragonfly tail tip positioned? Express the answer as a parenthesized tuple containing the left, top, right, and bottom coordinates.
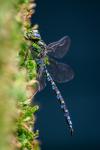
(70, 128, 74, 136)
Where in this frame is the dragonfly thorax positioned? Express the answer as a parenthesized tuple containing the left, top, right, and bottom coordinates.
(31, 40, 47, 60)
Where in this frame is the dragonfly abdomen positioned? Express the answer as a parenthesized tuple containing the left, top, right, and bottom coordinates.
(44, 64, 74, 135)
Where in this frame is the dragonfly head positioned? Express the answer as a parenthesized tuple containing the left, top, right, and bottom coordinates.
(33, 30, 41, 39)
(24, 29, 41, 41)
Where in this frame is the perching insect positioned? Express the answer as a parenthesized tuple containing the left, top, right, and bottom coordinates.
(24, 29, 74, 135)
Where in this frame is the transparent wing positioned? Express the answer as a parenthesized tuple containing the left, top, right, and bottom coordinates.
(47, 58, 74, 83)
(37, 69, 46, 91)
(47, 36, 71, 59)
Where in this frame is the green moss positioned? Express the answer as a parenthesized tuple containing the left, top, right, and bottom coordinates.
(0, 0, 40, 150)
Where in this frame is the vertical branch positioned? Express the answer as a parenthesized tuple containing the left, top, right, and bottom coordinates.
(0, 0, 40, 150)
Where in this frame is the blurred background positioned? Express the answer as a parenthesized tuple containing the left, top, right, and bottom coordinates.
(32, 0, 100, 150)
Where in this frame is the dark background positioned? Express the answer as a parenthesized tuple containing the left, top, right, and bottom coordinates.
(32, 0, 100, 150)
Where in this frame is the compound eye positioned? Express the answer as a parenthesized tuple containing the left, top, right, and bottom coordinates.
(32, 29, 41, 39)
(34, 32, 41, 38)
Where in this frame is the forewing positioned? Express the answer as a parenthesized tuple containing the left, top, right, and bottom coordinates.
(47, 58, 74, 83)
(47, 36, 71, 59)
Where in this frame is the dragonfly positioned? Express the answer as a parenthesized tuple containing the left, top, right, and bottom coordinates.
(24, 29, 74, 135)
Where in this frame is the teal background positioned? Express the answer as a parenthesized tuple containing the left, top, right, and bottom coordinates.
(32, 0, 100, 149)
